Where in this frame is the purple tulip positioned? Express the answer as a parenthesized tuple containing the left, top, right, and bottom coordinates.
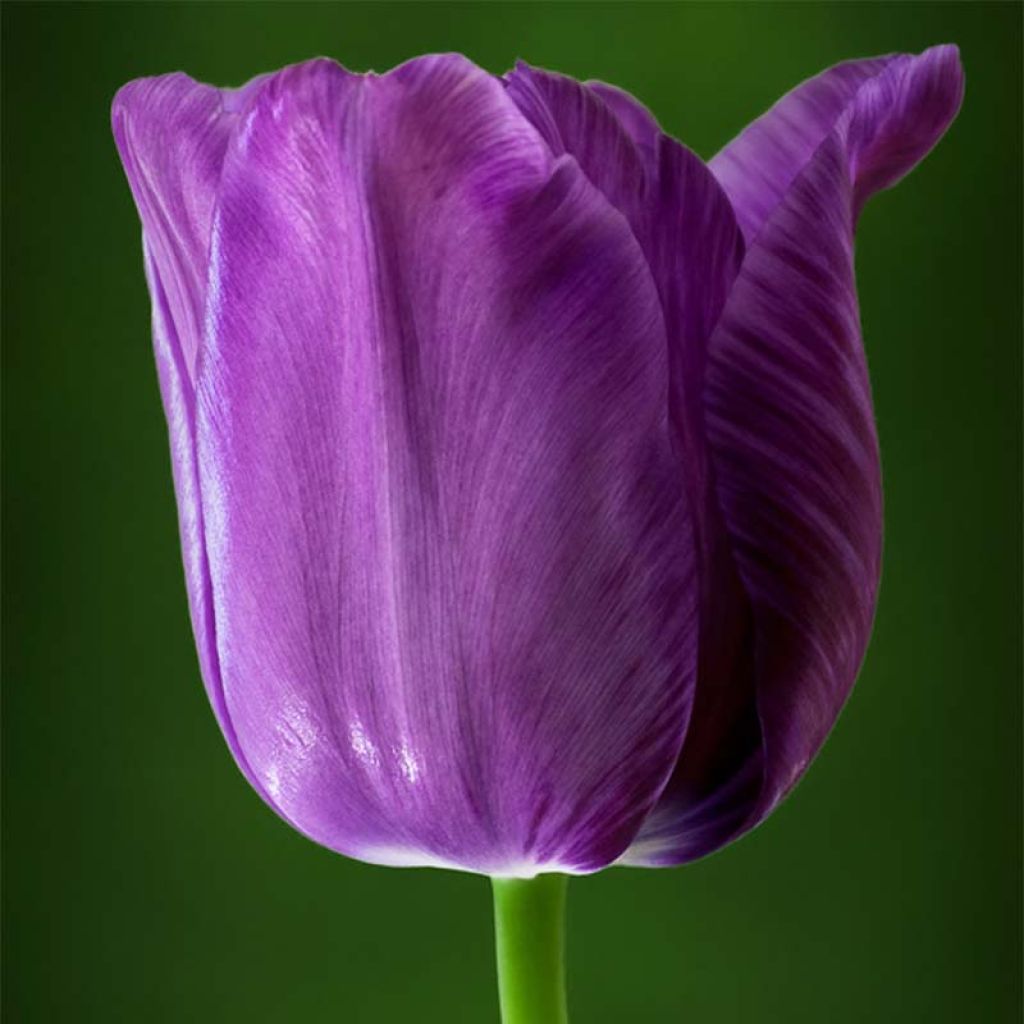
(112, 48, 962, 880)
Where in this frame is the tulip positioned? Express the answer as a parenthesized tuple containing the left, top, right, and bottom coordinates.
(113, 45, 963, 1022)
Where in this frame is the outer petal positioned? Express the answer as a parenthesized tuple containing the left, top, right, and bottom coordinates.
(113, 75, 253, 376)
(629, 46, 963, 864)
(710, 47, 961, 243)
(196, 56, 697, 875)
(113, 75, 284, 811)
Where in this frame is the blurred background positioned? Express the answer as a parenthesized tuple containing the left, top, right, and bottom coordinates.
(3, 3, 1021, 1021)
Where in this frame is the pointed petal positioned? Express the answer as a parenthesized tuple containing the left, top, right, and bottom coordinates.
(710, 47, 962, 242)
(708, 55, 895, 243)
(196, 56, 697, 875)
(627, 45, 963, 864)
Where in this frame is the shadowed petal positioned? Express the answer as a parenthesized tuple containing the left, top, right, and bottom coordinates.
(505, 62, 651, 223)
(586, 80, 662, 153)
(196, 55, 698, 875)
(504, 64, 743, 590)
(627, 45, 963, 864)
(504, 65, 762, 868)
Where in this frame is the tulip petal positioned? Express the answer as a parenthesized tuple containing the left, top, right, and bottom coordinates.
(710, 46, 962, 243)
(586, 81, 662, 153)
(112, 75, 250, 377)
(195, 56, 697, 875)
(504, 65, 764, 867)
(504, 62, 650, 226)
(503, 65, 743, 597)
(505, 63, 744, 369)
(626, 46, 963, 864)
(113, 75, 288, 811)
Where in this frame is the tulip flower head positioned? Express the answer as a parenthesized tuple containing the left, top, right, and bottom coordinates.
(113, 48, 963, 878)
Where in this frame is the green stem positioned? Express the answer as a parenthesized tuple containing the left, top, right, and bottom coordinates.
(491, 874, 569, 1024)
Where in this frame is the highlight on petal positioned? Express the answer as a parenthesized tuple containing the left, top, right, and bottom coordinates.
(114, 73, 286, 813)
(625, 45, 964, 865)
(195, 55, 698, 875)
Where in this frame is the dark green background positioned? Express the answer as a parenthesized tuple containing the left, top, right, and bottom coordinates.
(3, 2, 1021, 1021)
